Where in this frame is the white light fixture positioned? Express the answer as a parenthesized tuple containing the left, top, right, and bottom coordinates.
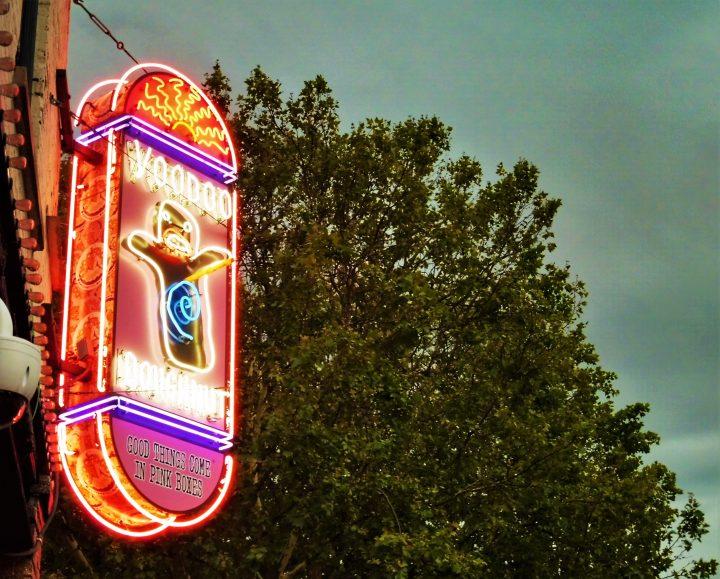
(0, 297, 41, 400)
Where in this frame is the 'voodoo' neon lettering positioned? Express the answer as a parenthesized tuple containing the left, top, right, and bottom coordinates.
(127, 139, 232, 222)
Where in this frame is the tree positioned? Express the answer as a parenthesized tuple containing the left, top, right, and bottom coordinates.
(202, 59, 233, 117)
(42, 66, 716, 578)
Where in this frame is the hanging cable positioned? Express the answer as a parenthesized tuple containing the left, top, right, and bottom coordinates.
(72, 0, 141, 66)
(2, 469, 61, 558)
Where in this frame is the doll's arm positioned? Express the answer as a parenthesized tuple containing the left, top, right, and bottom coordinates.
(123, 231, 156, 263)
(186, 247, 232, 282)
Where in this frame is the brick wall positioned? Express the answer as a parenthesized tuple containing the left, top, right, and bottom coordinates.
(1, 0, 70, 310)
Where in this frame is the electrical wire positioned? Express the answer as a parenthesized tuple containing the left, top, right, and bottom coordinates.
(2, 468, 61, 558)
(29, 389, 42, 420)
(0, 395, 62, 557)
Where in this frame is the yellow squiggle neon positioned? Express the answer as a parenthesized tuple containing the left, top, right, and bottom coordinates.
(136, 76, 230, 157)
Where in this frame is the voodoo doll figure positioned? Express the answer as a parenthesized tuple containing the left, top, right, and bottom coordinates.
(124, 200, 231, 372)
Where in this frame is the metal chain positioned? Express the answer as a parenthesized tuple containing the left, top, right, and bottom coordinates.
(72, 0, 141, 65)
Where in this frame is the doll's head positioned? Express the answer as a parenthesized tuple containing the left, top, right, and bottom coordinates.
(155, 201, 196, 258)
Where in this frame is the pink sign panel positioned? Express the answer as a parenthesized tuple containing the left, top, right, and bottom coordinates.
(109, 136, 234, 511)
(111, 416, 224, 512)
(111, 138, 232, 430)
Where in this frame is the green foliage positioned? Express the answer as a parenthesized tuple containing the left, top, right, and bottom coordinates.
(202, 59, 233, 116)
(42, 66, 716, 578)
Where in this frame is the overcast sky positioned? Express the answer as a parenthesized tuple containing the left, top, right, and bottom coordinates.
(68, 0, 719, 561)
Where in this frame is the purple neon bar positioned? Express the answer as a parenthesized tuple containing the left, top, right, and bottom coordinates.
(76, 114, 237, 185)
(59, 395, 233, 451)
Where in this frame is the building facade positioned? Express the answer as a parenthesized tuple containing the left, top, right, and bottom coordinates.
(0, 1, 70, 575)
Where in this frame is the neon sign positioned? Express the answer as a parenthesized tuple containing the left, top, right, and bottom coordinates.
(58, 64, 239, 537)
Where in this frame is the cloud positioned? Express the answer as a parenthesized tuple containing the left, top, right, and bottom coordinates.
(650, 430, 720, 562)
